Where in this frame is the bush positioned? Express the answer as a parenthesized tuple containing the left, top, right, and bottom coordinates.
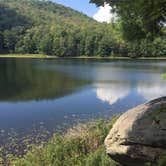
(4, 115, 166, 166)
(9, 117, 119, 166)
(86, 146, 117, 166)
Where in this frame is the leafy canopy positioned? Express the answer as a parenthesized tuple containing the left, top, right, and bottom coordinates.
(90, 0, 166, 41)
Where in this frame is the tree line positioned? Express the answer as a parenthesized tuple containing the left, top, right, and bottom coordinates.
(0, 0, 165, 57)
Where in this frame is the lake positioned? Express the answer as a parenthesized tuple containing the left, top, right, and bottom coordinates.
(0, 58, 166, 152)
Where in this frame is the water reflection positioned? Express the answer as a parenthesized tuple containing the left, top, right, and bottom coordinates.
(0, 58, 166, 148)
(0, 59, 89, 101)
(96, 83, 130, 105)
(95, 81, 166, 106)
(137, 82, 166, 100)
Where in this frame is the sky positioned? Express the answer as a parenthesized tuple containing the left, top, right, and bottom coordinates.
(53, 0, 114, 23)
(53, 0, 98, 17)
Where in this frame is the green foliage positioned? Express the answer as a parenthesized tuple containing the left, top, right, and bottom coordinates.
(91, 0, 166, 41)
(162, 73, 166, 80)
(127, 36, 166, 57)
(85, 146, 117, 166)
(90, 0, 166, 57)
(8, 117, 119, 166)
(0, 0, 165, 57)
(1, 114, 165, 166)
(0, 0, 125, 57)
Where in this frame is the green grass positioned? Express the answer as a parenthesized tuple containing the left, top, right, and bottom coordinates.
(1, 54, 166, 60)
(71, 56, 166, 60)
(1, 116, 166, 166)
(0, 54, 58, 59)
(5, 117, 119, 166)
(162, 74, 166, 80)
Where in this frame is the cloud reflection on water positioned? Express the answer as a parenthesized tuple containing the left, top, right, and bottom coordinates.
(137, 82, 166, 100)
(96, 83, 130, 105)
(95, 82, 166, 106)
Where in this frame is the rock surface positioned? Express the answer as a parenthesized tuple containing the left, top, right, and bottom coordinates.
(105, 97, 166, 166)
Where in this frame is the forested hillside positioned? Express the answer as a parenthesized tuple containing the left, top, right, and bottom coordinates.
(0, 0, 165, 57)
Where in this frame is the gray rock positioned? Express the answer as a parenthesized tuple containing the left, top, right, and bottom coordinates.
(105, 97, 166, 166)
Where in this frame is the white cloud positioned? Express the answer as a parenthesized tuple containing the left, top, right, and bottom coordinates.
(93, 3, 116, 23)
(96, 83, 130, 105)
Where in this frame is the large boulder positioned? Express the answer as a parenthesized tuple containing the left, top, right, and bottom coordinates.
(105, 97, 166, 166)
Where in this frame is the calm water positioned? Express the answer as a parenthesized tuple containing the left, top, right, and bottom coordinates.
(0, 58, 166, 143)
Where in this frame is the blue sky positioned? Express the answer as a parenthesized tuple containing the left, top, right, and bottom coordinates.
(53, 0, 98, 17)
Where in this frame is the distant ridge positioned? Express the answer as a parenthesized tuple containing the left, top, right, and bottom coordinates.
(0, 0, 121, 57)
(0, 0, 95, 29)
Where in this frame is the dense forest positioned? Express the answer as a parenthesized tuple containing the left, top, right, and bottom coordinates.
(0, 0, 165, 57)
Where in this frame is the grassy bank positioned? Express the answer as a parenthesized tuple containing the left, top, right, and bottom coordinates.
(72, 56, 166, 60)
(3, 117, 119, 166)
(1, 54, 166, 60)
(1, 116, 166, 166)
(0, 54, 58, 59)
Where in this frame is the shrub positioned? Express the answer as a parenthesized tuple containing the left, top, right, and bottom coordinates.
(10, 117, 119, 166)
(86, 146, 117, 166)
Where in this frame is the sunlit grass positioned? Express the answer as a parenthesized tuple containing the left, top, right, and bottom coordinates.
(6, 117, 119, 166)
(1, 54, 166, 59)
(1, 116, 166, 166)
(0, 54, 58, 58)
(162, 74, 166, 80)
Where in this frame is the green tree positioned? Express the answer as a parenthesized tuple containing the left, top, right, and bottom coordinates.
(90, 0, 166, 41)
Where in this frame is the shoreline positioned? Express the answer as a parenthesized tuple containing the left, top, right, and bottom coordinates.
(2, 117, 119, 165)
(0, 54, 166, 60)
